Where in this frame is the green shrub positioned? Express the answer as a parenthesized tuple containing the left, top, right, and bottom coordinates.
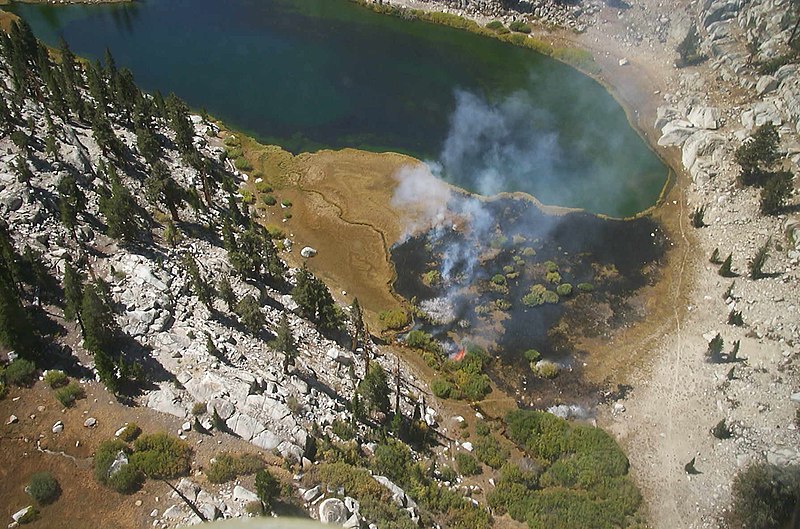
(312, 462, 417, 529)
(475, 421, 490, 437)
(523, 349, 541, 363)
(406, 330, 441, 354)
(522, 284, 548, 306)
(44, 370, 68, 388)
(460, 372, 491, 401)
(261, 194, 277, 206)
(234, 156, 252, 171)
(546, 271, 562, 284)
(4, 359, 36, 386)
(430, 377, 453, 399)
(108, 462, 145, 494)
(456, 453, 482, 476)
(556, 283, 573, 297)
(543, 290, 559, 304)
(486, 20, 509, 34)
(331, 419, 356, 441)
(281, 199, 292, 207)
(27, 472, 60, 505)
(192, 402, 207, 415)
(535, 361, 560, 379)
(509, 20, 531, 33)
(130, 433, 192, 479)
(379, 309, 409, 330)
(577, 282, 594, 292)
(373, 440, 413, 484)
(727, 463, 800, 529)
(94, 439, 143, 493)
(118, 423, 142, 442)
(207, 453, 265, 484)
(54, 381, 85, 407)
(473, 433, 509, 469)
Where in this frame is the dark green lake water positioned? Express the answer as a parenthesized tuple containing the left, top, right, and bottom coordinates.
(9, 0, 667, 217)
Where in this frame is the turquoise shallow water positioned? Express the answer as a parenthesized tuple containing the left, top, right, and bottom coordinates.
(9, 0, 668, 217)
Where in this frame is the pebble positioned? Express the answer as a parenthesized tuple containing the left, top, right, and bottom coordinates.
(52, 421, 64, 433)
(135, 500, 143, 507)
(7, 415, 18, 425)
(84, 417, 97, 428)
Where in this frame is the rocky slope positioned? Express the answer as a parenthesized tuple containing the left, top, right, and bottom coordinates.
(0, 30, 436, 528)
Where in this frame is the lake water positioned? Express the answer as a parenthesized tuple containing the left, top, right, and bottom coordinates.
(9, 0, 668, 217)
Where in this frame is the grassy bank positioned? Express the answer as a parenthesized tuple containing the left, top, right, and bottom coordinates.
(351, 0, 598, 73)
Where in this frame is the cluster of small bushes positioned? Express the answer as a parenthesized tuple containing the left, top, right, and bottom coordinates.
(379, 309, 409, 330)
(44, 370, 86, 407)
(1, 358, 37, 387)
(367, 440, 492, 529)
(473, 421, 510, 469)
(726, 462, 800, 529)
(486, 410, 641, 529)
(206, 452, 265, 483)
(94, 432, 192, 494)
(426, 343, 492, 402)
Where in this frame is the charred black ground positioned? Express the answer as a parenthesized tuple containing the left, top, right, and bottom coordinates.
(391, 195, 666, 406)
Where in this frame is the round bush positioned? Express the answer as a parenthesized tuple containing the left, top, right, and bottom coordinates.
(44, 370, 68, 388)
(456, 453, 482, 476)
(4, 359, 37, 386)
(556, 283, 573, 297)
(27, 472, 60, 505)
(430, 378, 453, 399)
(118, 423, 142, 443)
(261, 194, 277, 206)
(107, 462, 144, 494)
(54, 381, 85, 407)
(131, 433, 192, 479)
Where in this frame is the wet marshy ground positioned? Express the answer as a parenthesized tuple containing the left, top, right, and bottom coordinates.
(391, 195, 666, 409)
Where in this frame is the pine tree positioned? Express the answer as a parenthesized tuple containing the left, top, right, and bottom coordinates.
(350, 298, 365, 351)
(271, 313, 296, 374)
(80, 282, 117, 356)
(706, 333, 724, 363)
(90, 107, 123, 159)
(165, 93, 194, 154)
(234, 294, 264, 335)
(182, 253, 214, 309)
(62, 260, 84, 331)
(254, 469, 280, 512)
(357, 363, 390, 418)
(135, 125, 162, 165)
(98, 165, 143, 243)
(760, 172, 793, 216)
(57, 173, 86, 236)
(718, 253, 735, 277)
(292, 267, 342, 334)
(13, 155, 33, 184)
(748, 238, 771, 279)
(145, 160, 185, 222)
(0, 243, 33, 356)
(217, 275, 235, 311)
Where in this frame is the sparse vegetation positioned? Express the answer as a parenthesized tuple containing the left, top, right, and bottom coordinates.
(207, 453, 265, 484)
(379, 308, 409, 330)
(726, 463, 800, 529)
(43, 370, 68, 388)
(118, 423, 142, 442)
(130, 433, 192, 479)
(456, 452, 482, 476)
(4, 358, 37, 386)
(54, 380, 85, 407)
